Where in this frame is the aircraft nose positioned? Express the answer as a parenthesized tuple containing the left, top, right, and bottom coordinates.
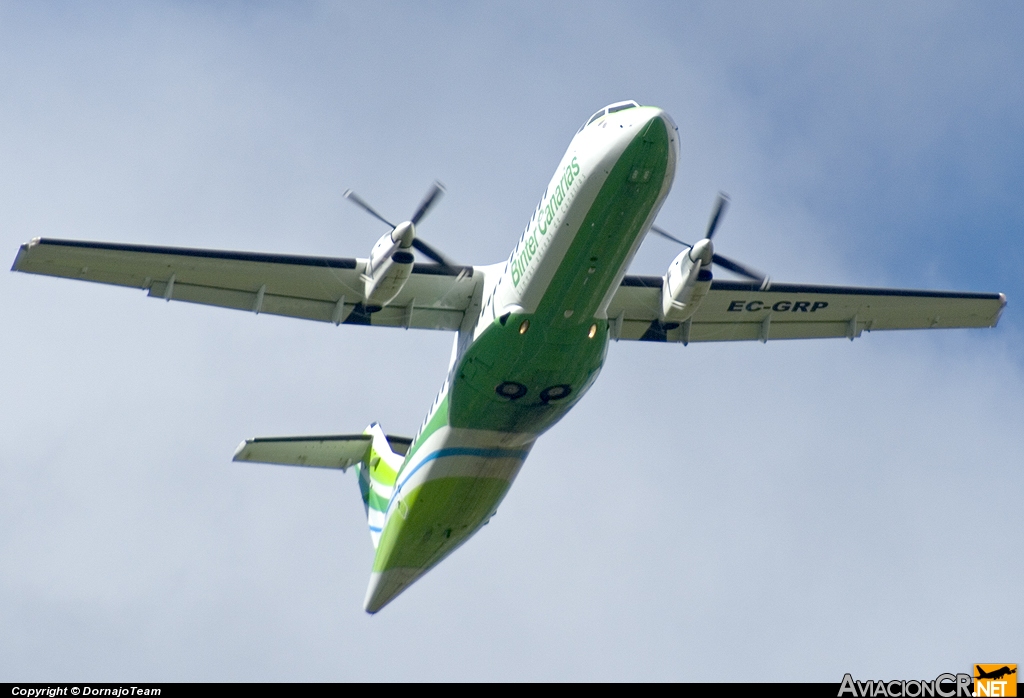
(606, 106, 674, 147)
(637, 108, 673, 137)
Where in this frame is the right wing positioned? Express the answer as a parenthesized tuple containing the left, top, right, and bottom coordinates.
(12, 238, 477, 330)
(608, 276, 1005, 343)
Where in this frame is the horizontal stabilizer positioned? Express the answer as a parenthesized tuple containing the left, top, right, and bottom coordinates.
(233, 434, 412, 470)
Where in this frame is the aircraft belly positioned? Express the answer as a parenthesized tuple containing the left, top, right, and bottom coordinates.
(449, 317, 610, 434)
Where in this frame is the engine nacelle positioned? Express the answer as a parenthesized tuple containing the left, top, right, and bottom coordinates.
(661, 238, 713, 322)
(364, 221, 416, 306)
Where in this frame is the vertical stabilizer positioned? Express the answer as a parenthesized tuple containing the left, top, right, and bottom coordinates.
(354, 423, 405, 549)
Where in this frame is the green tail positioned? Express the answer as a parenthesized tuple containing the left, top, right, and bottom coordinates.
(356, 423, 409, 549)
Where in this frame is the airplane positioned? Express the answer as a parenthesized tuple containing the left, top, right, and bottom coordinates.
(12, 101, 1006, 613)
(975, 666, 1016, 681)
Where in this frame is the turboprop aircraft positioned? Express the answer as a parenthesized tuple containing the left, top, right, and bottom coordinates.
(12, 101, 1006, 613)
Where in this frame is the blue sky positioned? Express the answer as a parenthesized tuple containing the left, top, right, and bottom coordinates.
(1, 1, 1021, 681)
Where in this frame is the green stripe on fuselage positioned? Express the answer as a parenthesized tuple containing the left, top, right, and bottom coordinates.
(449, 116, 671, 435)
(405, 394, 450, 464)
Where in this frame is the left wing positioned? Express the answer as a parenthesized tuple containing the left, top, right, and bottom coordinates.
(12, 238, 477, 330)
(608, 276, 1005, 343)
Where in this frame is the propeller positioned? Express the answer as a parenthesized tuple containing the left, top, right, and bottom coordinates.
(410, 182, 445, 226)
(343, 181, 461, 274)
(343, 190, 398, 228)
(650, 192, 770, 288)
(704, 192, 728, 240)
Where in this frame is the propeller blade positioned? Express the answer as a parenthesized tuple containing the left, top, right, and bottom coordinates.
(410, 181, 446, 225)
(650, 225, 692, 248)
(704, 192, 730, 240)
(343, 190, 396, 229)
(411, 237, 460, 274)
(712, 252, 768, 286)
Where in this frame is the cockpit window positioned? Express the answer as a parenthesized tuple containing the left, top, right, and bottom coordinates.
(579, 101, 641, 132)
(607, 100, 640, 114)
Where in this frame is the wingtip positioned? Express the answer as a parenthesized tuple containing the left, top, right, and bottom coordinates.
(992, 293, 1007, 327)
(11, 240, 36, 272)
(231, 439, 252, 462)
